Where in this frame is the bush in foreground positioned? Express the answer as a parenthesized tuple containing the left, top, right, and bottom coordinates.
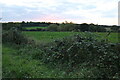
(2, 27, 28, 44)
(38, 32, 120, 78)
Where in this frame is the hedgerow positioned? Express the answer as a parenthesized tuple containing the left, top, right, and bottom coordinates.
(2, 27, 28, 44)
(38, 32, 120, 78)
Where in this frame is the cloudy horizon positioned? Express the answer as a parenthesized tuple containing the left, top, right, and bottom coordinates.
(0, 0, 119, 25)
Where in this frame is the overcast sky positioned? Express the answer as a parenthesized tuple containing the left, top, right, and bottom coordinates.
(0, 0, 119, 25)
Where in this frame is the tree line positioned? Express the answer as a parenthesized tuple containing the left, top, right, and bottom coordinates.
(2, 21, 119, 32)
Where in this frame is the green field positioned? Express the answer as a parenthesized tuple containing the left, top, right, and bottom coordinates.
(25, 27, 47, 30)
(3, 31, 120, 78)
(23, 31, 119, 43)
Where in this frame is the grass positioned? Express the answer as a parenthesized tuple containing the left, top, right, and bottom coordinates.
(96, 32, 119, 43)
(23, 31, 119, 43)
(2, 44, 68, 78)
(3, 44, 100, 78)
(25, 26, 47, 30)
(2, 31, 119, 78)
(23, 31, 78, 43)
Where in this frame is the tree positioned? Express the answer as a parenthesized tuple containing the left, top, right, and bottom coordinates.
(111, 25, 119, 32)
(58, 22, 76, 31)
(80, 23, 89, 32)
(47, 24, 58, 31)
(89, 24, 97, 32)
(2, 22, 21, 30)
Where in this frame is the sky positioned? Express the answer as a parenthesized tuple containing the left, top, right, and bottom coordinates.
(0, 0, 119, 25)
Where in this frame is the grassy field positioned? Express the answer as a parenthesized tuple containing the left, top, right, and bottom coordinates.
(3, 31, 119, 78)
(97, 32, 119, 43)
(25, 27, 47, 30)
(23, 31, 119, 43)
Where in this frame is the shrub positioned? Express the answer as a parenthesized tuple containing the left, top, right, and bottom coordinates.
(38, 32, 119, 78)
(47, 24, 58, 31)
(2, 23, 22, 30)
(2, 27, 28, 44)
(58, 23, 76, 31)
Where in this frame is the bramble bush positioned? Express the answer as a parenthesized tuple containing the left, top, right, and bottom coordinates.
(38, 32, 120, 78)
(2, 27, 28, 44)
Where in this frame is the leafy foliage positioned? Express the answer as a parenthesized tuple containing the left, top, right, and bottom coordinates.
(2, 27, 28, 44)
(2, 30, 119, 78)
(36, 32, 120, 78)
(47, 24, 58, 31)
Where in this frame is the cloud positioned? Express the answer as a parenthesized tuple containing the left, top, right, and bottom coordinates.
(0, 0, 119, 25)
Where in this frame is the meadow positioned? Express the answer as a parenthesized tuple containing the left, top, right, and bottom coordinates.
(25, 27, 47, 30)
(23, 31, 119, 43)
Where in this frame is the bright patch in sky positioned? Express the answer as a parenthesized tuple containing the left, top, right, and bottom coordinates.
(0, 0, 119, 25)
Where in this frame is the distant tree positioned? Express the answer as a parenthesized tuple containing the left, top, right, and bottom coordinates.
(95, 26, 106, 32)
(111, 25, 118, 32)
(21, 21, 26, 27)
(89, 24, 97, 32)
(80, 23, 89, 32)
(58, 23, 64, 31)
(2, 23, 21, 30)
(65, 23, 76, 31)
(58, 22, 76, 31)
(47, 24, 58, 31)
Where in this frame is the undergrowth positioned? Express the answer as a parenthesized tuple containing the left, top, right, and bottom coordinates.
(2, 28, 120, 79)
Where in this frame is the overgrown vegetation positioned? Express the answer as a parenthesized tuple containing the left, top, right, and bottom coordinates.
(33, 32, 120, 78)
(2, 27, 29, 44)
(2, 27, 120, 79)
(47, 22, 107, 32)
